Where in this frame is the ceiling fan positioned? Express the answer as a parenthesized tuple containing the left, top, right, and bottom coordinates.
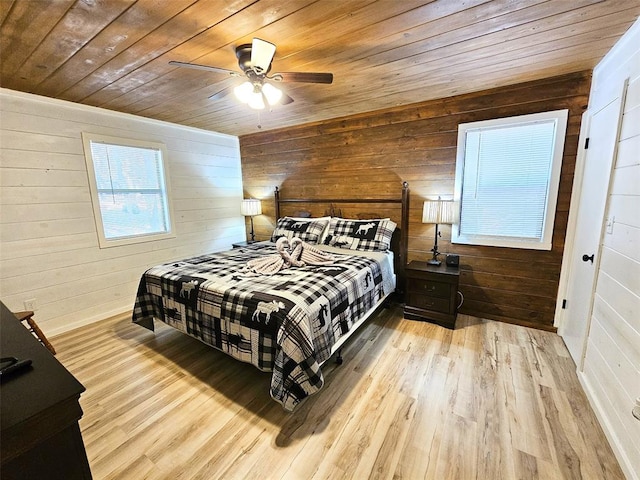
(169, 38, 333, 110)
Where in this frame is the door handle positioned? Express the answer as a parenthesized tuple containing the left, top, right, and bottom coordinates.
(582, 254, 594, 263)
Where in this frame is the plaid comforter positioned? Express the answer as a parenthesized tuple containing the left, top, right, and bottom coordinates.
(132, 242, 395, 411)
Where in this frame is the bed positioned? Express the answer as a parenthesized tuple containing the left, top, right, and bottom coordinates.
(133, 183, 409, 411)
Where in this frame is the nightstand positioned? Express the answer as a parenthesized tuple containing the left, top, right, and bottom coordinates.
(404, 260, 460, 329)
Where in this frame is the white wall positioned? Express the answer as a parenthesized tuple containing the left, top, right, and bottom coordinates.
(0, 89, 245, 335)
(579, 19, 640, 480)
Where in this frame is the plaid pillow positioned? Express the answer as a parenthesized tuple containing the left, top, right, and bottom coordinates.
(270, 217, 329, 244)
(324, 218, 397, 251)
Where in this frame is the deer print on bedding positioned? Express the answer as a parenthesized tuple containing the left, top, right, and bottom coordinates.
(180, 279, 199, 299)
(252, 300, 286, 324)
(356, 222, 376, 236)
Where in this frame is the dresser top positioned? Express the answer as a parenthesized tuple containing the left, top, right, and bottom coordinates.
(0, 302, 85, 433)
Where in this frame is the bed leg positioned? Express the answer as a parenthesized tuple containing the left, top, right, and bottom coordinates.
(336, 349, 343, 365)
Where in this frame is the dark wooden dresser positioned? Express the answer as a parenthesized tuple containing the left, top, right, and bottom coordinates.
(404, 260, 460, 329)
(0, 302, 92, 479)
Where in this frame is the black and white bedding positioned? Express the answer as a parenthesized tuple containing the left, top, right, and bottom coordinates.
(133, 242, 395, 411)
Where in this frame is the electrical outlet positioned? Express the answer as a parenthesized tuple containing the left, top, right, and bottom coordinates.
(23, 298, 37, 311)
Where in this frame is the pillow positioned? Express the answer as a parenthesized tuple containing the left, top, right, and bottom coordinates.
(270, 217, 330, 244)
(319, 216, 390, 245)
(323, 218, 397, 252)
(292, 216, 331, 243)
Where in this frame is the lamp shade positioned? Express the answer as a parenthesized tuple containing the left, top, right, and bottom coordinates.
(241, 199, 262, 217)
(247, 91, 265, 110)
(233, 82, 264, 110)
(233, 81, 253, 103)
(422, 199, 458, 224)
(262, 83, 283, 105)
(233, 81, 282, 110)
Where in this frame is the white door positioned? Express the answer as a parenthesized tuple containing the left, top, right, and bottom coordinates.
(560, 87, 626, 367)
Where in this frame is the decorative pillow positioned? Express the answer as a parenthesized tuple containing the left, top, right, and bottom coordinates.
(270, 217, 330, 244)
(324, 218, 397, 251)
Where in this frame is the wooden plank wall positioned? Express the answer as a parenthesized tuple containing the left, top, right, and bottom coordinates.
(239, 72, 592, 331)
(0, 89, 245, 335)
(580, 19, 640, 479)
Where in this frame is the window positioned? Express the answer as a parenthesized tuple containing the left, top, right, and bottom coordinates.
(452, 110, 568, 250)
(82, 133, 175, 248)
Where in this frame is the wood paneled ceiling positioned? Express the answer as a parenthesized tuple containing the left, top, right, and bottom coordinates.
(1, 0, 638, 137)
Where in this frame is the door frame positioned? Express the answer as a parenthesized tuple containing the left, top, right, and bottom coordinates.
(555, 79, 628, 369)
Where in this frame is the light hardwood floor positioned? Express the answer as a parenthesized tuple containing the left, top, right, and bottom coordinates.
(52, 305, 624, 480)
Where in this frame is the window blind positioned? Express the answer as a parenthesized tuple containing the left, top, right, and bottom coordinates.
(460, 121, 556, 240)
(453, 110, 567, 250)
(89, 141, 171, 240)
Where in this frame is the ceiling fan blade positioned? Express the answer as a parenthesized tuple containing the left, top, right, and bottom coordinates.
(169, 60, 240, 77)
(251, 38, 276, 74)
(280, 92, 294, 105)
(208, 85, 233, 101)
(270, 72, 333, 84)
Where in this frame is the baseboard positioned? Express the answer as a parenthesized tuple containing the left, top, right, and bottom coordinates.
(48, 306, 132, 338)
(578, 371, 638, 480)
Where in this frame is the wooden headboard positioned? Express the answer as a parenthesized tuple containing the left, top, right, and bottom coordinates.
(274, 181, 410, 294)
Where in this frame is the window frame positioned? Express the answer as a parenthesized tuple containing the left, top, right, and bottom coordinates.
(452, 109, 568, 250)
(81, 132, 176, 248)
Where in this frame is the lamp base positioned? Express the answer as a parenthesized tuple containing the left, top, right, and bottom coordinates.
(427, 259, 441, 266)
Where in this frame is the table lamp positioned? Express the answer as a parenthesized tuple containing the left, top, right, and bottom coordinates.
(241, 199, 262, 243)
(422, 197, 458, 265)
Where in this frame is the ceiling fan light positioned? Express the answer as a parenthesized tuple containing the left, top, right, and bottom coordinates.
(233, 81, 253, 103)
(262, 83, 283, 105)
(247, 91, 265, 110)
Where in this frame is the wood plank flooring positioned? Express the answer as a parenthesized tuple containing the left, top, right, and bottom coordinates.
(51, 305, 624, 480)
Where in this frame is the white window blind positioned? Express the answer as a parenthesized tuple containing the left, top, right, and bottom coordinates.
(82, 133, 174, 248)
(453, 110, 568, 250)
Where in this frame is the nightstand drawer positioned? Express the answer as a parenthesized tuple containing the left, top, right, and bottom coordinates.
(407, 279, 451, 298)
(406, 292, 451, 313)
(403, 260, 460, 329)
